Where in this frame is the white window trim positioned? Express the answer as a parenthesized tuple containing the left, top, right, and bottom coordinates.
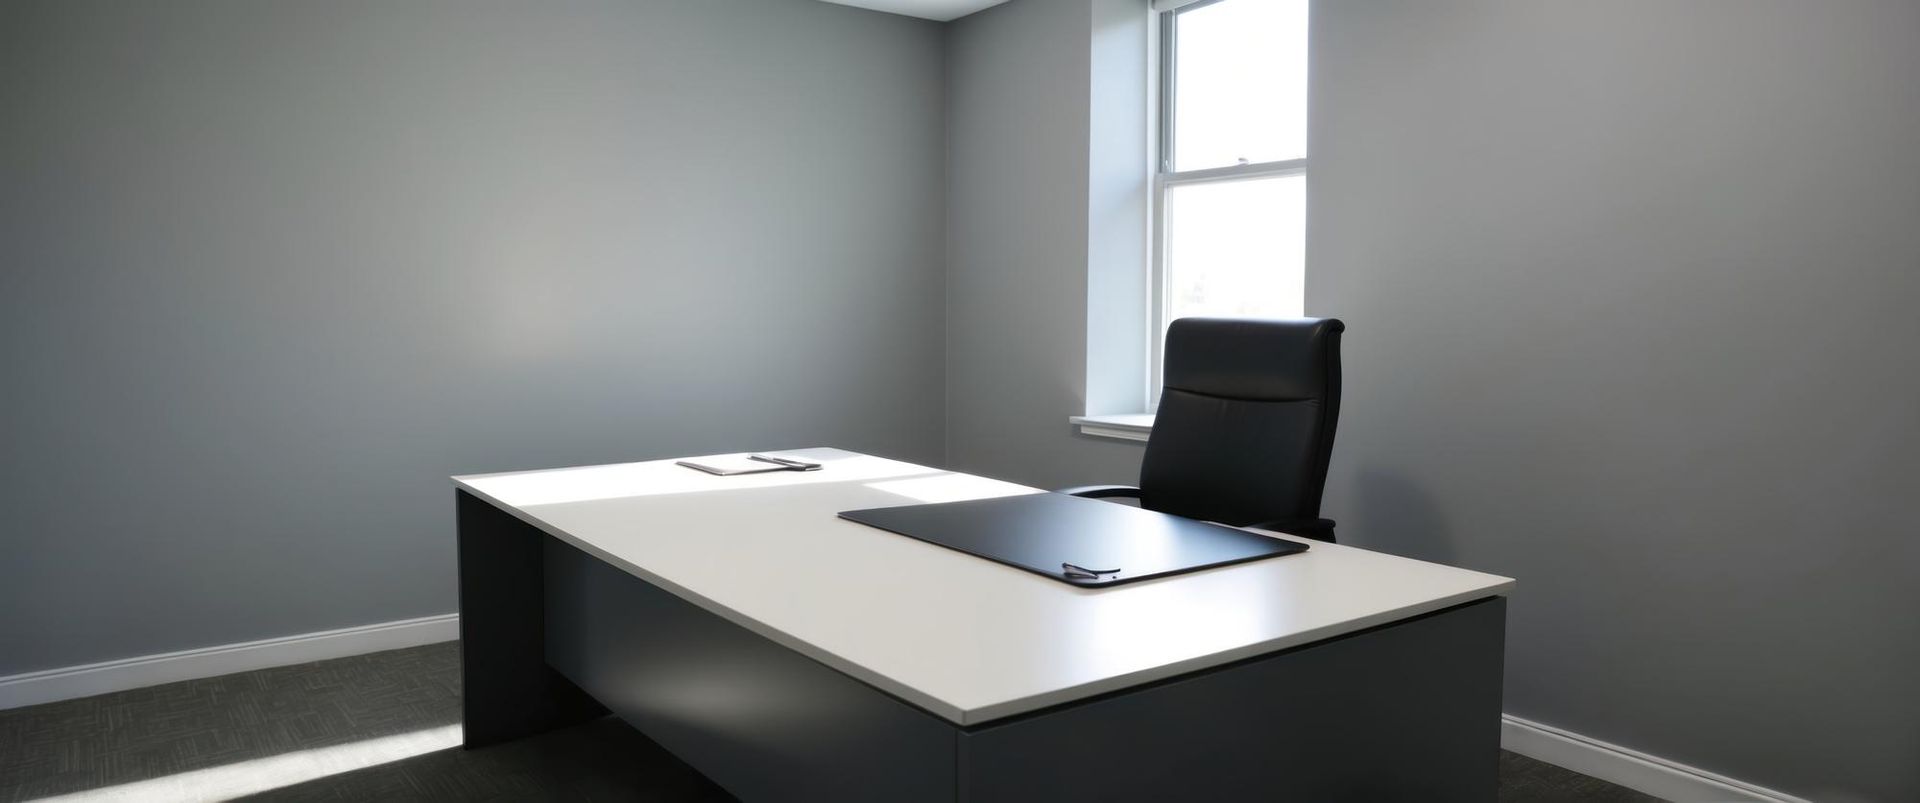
(1076, 0, 1308, 443)
(1149, 0, 1309, 412)
(1082, 0, 1305, 445)
(1148, 158, 1306, 409)
(1069, 413, 1156, 443)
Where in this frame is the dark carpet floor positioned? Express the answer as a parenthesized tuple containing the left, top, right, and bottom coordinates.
(0, 642, 1660, 802)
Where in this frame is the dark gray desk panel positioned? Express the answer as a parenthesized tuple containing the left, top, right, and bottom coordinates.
(541, 535, 958, 803)
(456, 491, 607, 747)
(956, 597, 1507, 803)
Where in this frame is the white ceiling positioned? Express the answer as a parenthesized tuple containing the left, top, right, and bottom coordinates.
(816, 0, 1012, 22)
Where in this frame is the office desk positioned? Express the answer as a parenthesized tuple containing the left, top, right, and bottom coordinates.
(453, 448, 1513, 801)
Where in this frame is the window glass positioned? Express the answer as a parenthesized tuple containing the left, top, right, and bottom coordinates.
(1171, 0, 1309, 171)
(1163, 174, 1305, 321)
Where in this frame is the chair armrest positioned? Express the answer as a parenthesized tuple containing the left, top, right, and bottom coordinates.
(1055, 485, 1142, 500)
(1247, 517, 1338, 543)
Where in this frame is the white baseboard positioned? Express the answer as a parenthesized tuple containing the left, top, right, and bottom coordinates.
(0, 613, 459, 711)
(1502, 714, 1811, 803)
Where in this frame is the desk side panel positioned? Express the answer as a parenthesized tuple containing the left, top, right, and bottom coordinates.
(958, 597, 1506, 803)
(456, 491, 607, 747)
(543, 536, 957, 802)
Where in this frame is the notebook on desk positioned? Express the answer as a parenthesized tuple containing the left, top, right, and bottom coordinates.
(839, 492, 1308, 587)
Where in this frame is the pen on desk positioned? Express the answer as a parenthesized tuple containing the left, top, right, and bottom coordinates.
(749, 454, 822, 471)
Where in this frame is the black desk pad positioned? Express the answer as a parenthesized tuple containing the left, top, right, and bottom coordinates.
(838, 492, 1309, 587)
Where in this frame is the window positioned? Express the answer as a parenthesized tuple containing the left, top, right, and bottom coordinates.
(1152, 0, 1309, 394)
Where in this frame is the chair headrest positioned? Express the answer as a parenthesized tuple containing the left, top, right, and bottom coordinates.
(1163, 317, 1344, 401)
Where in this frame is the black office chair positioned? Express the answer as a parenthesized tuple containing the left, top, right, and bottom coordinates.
(1062, 317, 1344, 542)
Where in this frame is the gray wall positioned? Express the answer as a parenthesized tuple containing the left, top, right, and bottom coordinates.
(0, 0, 947, 675)
(945, 0, 1145, 487)
(947, 0, 1919, 799)
(1310, 2, 1920, 801)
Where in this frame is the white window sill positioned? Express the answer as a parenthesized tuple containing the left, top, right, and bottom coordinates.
(1069, 413, 1154, 443)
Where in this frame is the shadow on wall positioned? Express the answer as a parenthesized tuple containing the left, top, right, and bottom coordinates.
(1347, 467, 1459, 566)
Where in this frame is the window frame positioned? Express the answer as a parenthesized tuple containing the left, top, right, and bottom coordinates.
(1148, 0, 1309, 409)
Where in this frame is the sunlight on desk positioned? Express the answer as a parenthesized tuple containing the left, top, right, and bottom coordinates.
(863, 473, 1040, 504)
(461, 450, 939, 507)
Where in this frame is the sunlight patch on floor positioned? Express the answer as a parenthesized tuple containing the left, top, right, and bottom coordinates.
(30, 724, 463, 802)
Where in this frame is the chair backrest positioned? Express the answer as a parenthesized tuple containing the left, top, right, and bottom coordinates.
(1138, 317, 1344, 528)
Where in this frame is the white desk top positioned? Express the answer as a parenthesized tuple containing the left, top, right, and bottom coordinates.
(454, 448, 1513, 726)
